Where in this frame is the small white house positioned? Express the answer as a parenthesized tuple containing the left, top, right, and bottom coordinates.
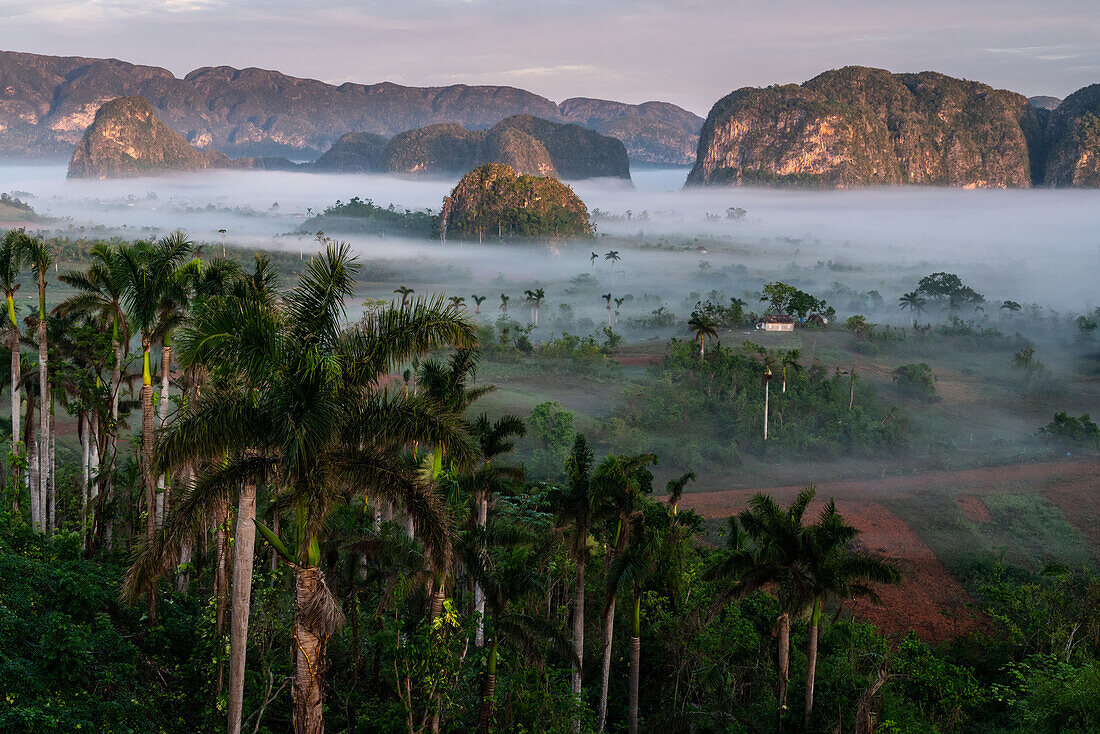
(757, 314, 796, 332)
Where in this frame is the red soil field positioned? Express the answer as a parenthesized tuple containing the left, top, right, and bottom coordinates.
(677, 457, 1100, 642)
(957, 496, 993, 523)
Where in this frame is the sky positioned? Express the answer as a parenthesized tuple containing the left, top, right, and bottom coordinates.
(2, 0, 1099, 115)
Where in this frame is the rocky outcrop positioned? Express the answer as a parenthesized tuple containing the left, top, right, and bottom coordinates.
(558, 98, 703, 165)
(1040, 84, 1100, 187)
(439, 164, 591, 239)
(0, 49, 698, 165)
(67, 96, 229, 178)
(310, 132, 389, 172)
(687, 67, 1037, 188)
(361, 115, 628, 179)
(1028, 96, 1062, 111)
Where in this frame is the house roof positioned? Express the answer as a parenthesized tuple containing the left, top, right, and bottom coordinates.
(762, 314, 796, 323)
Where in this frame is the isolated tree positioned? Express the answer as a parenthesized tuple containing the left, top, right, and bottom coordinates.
(394, 285, 414, 306)
(499, 293, 509, 314)
(1001, 300, 1022, 313)
(590, 251, 599, 269)
(613, 297, 625, 326)
(604, 250, 620, 283)
(1013, 345, 1042, 396)
(688, 311, 719, 357)
(472, 294, 486, 314)
(898, 291, 926, 316)
(449, 295, 466, 310)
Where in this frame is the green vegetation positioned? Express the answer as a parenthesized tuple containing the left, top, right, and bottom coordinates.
(1040, 412, 1100, 448)
(298, 196, 435, 237)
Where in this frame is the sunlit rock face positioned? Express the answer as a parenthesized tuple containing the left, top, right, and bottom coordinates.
(687, 67, 1037, 189)
(67, 96, 230, 178)
(1041, 84, 1100, 188)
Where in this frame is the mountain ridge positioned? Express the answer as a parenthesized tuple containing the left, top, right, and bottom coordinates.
(0, 49, 701, 164)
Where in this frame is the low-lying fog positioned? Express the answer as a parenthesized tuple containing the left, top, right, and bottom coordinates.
(3, 164, 1098, 315)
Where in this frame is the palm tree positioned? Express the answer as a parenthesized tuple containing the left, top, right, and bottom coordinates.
(546, 435, 598, 722)
(19, 235, 53, 533)
(530, 287, 546, 327)
(466, 524, 572, 734)
(114, 235, 195, 556)
(780, 349, 801, 394)
(688, 312, 718, 358)
(147, 242, 477, 734)
(467, 412, 526, 646)
(499, 293, 509, 314)
(472, 294, 486, 314)
(604, 250, 620, 283)
(0, 231, 28, 512)
(613, 297, 625, 326)
(601, 293, 612, 327)
(394, 285, 414, 306)
(590, 251, 599, 269)
(897, 291, 926, 316)
(1001, 300, 1021, 313)
(591, 452, 656, 733)
(796, 499, 900, 727)
(606, 497, 696, 734)
(58, 242, 132, 521)
(706, 488, 815, 728)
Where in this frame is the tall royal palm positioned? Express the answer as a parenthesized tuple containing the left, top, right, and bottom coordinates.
(19, 235, 54, 533)
(547, 434, 598, 724)
(113, 234, 194, 547)
(59, 242, 133, 532)
(591, 452, 656, 733)
(0, 230, 28, 513)
(158, 242, 477, 734)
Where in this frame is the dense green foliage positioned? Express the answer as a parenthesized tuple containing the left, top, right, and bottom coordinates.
(608, 340, 903, 470)
(299, 196, 436, 237)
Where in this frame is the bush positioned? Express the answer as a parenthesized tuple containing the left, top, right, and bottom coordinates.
(893, 363, 936, 398)
(1040, 412, 1100, 447)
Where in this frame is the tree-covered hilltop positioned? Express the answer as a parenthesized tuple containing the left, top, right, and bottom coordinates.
(439, 164, 594, 239)
(298, 196, 436, 237)
(687, 66, 1040, 188)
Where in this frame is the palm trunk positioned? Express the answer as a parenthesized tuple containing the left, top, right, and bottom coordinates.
(628, 595, 640, 734)
(80, 412, 89, 533)
(597, 596, 616, 732)
(25, 397, 37, 530)
(156, 343, 170, 525)
(776, 611, 790, 727)
(9, 323, 20, 513)
(293, 566, 328, 734)
(48, 405, 55, 533)
(215, 501, 232, 693)
(478, 639, 499, 734)
(227, 480, 258, 734)
(36, 316, 48, 534)
(803, 600, 821, 729)
(475, 492, 488, 647)
(571, 554, 585, 716)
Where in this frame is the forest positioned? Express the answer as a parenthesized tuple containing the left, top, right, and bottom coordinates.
(0, 224, 1097, 734)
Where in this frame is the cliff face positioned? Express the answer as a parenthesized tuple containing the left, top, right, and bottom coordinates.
(323, 115, 628, 179)
(439, 164, 591, 239)
(0, 49, 698, 165)
(687, 67, 1036, 188)
(558, 98, 703, 164)
(67, 96, 229, 178)
(1041, 84, 1100, 187)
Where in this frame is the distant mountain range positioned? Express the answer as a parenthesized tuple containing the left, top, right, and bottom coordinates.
(0, 49, 702, 165)
(687, 67, 1100, 188)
